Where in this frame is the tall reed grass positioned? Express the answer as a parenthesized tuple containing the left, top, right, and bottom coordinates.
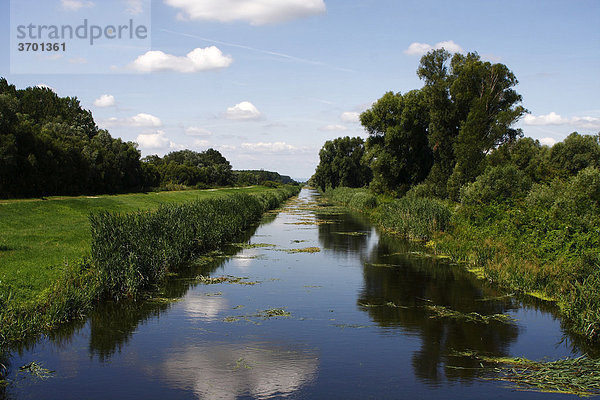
(90, 186, 299, 299)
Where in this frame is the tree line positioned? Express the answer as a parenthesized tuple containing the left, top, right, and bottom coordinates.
(0, 78, 293, 198)
(311, 50, 600, 199)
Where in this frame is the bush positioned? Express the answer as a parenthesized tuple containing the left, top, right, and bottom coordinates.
(460, 165, 531, 205)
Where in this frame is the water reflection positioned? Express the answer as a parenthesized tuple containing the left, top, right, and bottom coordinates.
(318, 209, 524, 383)
(157, 342, 318, 399)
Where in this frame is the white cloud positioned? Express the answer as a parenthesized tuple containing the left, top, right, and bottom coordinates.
(523, 112, 568, 126)
(523, 112, 600, 129)
(185, 127, 212, 136)
(404, 40, 464, 56)
(93, 94, 116, 108)
(340, 112, 360, 123)
(539, 137, 557, 146)
(192, 139, 210, 147)
(571, 116, 600, 130)
(61, 0, 94, 11)
(164, 0, 326, 25)
(36, 84, 56, 92)
(225, 101, 262, 121)
(241, 142, 298, 153)
(103, 113, 162, 128)
(130, 47, 232, 73)
(126, 0, 143, 14)
(136, 131, 170, 149)
(320, 124, 348, 132)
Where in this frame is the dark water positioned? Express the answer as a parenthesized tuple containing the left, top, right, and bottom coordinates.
(2, 189, 595, 399)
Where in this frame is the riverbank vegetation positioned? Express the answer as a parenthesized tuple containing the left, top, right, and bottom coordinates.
(313, 49, 600, 342)
(0, 185, 299, 346)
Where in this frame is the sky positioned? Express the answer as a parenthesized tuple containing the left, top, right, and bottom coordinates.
(1, 0, 599, 180)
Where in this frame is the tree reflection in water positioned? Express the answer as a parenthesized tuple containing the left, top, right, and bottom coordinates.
(319, 208, 525, 383)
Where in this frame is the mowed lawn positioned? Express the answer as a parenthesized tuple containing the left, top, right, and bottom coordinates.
(0, 186, 272, 303)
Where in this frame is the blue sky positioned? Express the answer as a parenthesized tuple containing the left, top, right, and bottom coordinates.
(2, 0, 599, 180)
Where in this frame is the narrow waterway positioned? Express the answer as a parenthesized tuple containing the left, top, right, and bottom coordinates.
(2, 189, 592, 399)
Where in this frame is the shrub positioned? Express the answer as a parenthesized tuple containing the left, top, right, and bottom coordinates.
(460, 165, 531, 205)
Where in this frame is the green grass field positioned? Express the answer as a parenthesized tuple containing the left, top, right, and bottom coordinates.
(0, 186, 273, 304)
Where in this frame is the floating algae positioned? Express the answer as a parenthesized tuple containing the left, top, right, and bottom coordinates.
(197, 275, 261, 285)
(223, 308, 291, 323)
(19, 362, 54, 380)
(230, 242, 276, 249)
(365, 262, 400, 268)
(489, 356, 600, 396)
(284, 247, 321, 253)
(425, 305, 516, 324)
(359, 302, 409, 309)
(334, 232, 367, 236)
(448, 351, 600, 397)
(333, 324, 370, 329)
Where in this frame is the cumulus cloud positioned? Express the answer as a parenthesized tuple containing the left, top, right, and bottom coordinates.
(340, 112, 360, 123)
(241, 142, 298, 153)
(523, 112, 568, 126)
(404, 40, 464, 56)
(93, 94, 116, 108)
(320, 124, 348, 132)
(523, 112, 600, 129)
(103, 113, 162, 128)
(539, 137, 557, 146)
(225, 101, 262, 121)
(61, 0, 94, 11)
(136, 131, 170, 149)
(36, 84, 56, 92)
(164, 0, 326, 25)
(185, 127, 212, 136)
(130, 47, 232, 73)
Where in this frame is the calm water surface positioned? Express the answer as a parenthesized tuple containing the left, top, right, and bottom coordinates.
(2, 189, 594, 399)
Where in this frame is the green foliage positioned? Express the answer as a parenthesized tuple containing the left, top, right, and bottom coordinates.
(432, 168, 600, 339)
(143, 148, 235, 188)
(0, 78, 146, 198)
(313, 136, 371, 191)
(361, 90, 432, 194)
(460, 165, 532, 205)
(550, 132, 600, 178)
(234, 170, 295, 186)
(311, 136, 371, 190)
(486, 137, 553, 183)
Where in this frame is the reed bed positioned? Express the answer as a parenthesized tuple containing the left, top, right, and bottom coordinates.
(376, 197, 451, 240)
(90, 186, 299, 299)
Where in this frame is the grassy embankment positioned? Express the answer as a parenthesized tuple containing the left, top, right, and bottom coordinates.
(0, 185, 300, 346)
(323, 183, 600, 342)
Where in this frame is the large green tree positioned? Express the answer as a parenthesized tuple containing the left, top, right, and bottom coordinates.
(0, 78, 146, 198)
(313, 136, 371, 191)
(417, 50, 526, 199)
(360, 90, 432, 195)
